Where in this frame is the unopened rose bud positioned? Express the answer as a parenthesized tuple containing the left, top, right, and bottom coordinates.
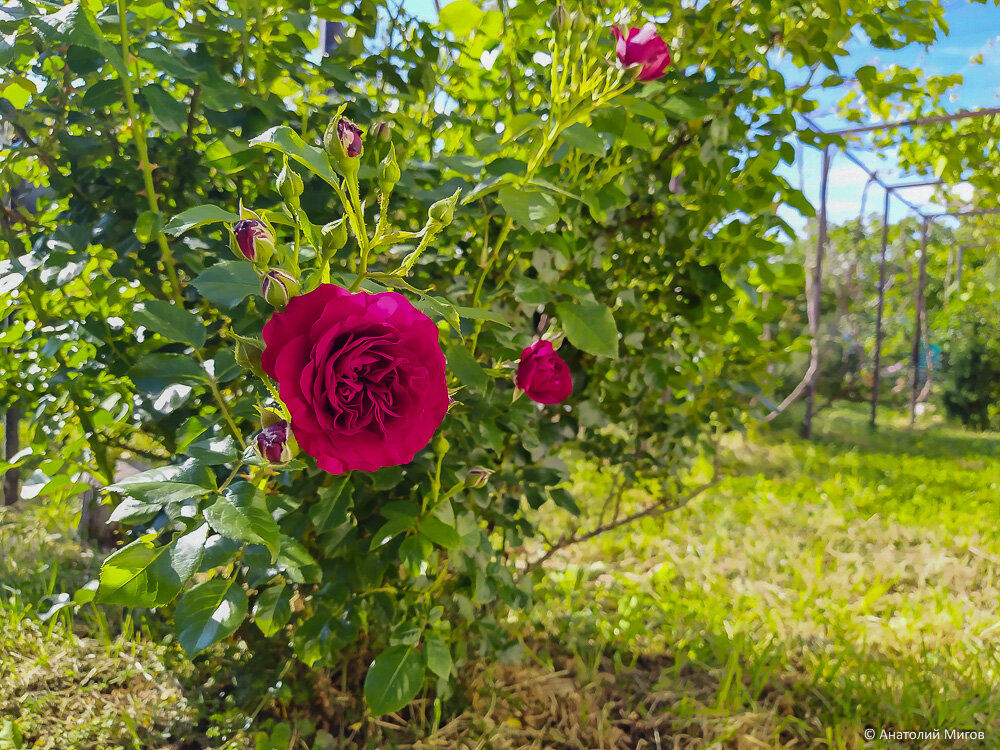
(466, 467, 492, 489)
(262, 268, 300, 310)
(233, 334, 265, 375)
(371, 121, 392, 142)
(277, 162, 304, 203)
(428, 189, 461, 227)
(324, 113, 364, 174)
(232, 219, 275, 266)
(377, 144, 401, 195)
(254, 420, 293, 464)
(548, 4, 570, 29)
(321, 219, 349, 257)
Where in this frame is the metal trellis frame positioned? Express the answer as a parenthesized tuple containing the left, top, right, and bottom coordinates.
(797, 108, 1000, 434)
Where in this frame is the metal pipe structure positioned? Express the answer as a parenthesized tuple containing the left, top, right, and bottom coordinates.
(830, 106, 1000, 137)
(870, 188, 892, 429)
(803, 146, 831, 440)
(792, 109, 998, 434)
(910, 218, 931, 425)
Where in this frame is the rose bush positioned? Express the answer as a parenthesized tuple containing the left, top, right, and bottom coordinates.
(0, 0, 953, 733)
(261, 284, 449, 474)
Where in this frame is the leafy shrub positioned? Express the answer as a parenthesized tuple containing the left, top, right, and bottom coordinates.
(0, 0, 950, 722)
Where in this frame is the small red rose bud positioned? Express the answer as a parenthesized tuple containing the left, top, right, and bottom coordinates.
(254, 420, 293, 464)
(262, 268, 300, 310)
(516, 339, 572, 405)
(324, 115, 364, 168)
(232, 219, 275, 265)
(371, 121, 392, 142)
(612, 23, 672, 82)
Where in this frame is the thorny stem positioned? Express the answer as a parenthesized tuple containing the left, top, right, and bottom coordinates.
(116, 0, 245, 448)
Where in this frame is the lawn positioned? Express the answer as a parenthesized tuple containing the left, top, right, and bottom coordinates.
(2, 402, 998, 748)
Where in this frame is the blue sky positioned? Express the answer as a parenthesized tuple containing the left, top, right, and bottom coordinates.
(411, 0, 998, 236)
(776, 0, 1000, 235)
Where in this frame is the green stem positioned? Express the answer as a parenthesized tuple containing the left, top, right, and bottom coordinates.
(116, 0, 244, 448)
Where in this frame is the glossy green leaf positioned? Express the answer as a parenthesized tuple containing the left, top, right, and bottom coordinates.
(191, 261, 262, 308)
(364, 644, 426, 716)
(133, 300, 206, 348)
(253, 583, 292, 637)
(561, 123, 606, 156)
(174, 580, 248, 656)
(498, 186, 558, 232)
(205, 493, 280, 562)
(423, 634, 452, 680)
(163, 205, 240, 236)
(97, 524, 208, 607)
(555, 301, 619, 359)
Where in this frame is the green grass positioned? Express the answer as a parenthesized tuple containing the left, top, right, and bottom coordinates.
(3, 402, 999, 748)
(513, 403, 1000, 748)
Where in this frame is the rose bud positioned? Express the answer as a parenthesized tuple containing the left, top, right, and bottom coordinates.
(516, 340, 572, 405)
(466, 467, 493, 489)
(254, 420, 293, 464)
(324, 114, 364, 174)
(232, 218, 275, 266)
(427, 188, 461, 227)
(262, 268, 300, 311)
(233, 334, 265, 375)
(371, 121, 392, 142)
(277, 162, 304, 203)
(377, 144, 401, 195)
(321, 218, 349, 258)
(612, 23, 672, 82)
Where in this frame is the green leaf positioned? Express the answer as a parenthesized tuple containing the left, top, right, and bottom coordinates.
(30, 2, 127, 76)
(364, 645, 426, 716)
(417, 514, 462, 551)
(191, 261, 262, 308)
(108, 496, 162, 525)
(310, 476, 354, 534)
(446, 344, 489, 392)
(561, 123, 606, 156)
(205, 492, 281, 562)
(438, 0, 484, 36)
(548, 487, 581, 515)
(163, 205, 239, 236)
(424, 634, 452, 680)
(107, 459, 214, 504)
(253, 583, 292, 637)
(133, 300, 206, 348)
(97, 524, 208, 607)
(369, 516, 414, 551)
(661, 95, 711, 121)
(174, 580, 248, 656)
(129, 353, 207, 393)
(249, 126, 337, 184)
(0, 718, 24, 750)
(141, 85, 187, 132)
(555, 301, 619, 359)
(276, 536, 321, 584)
(498, 186, 558, 232)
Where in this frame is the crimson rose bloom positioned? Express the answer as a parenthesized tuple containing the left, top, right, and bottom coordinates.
(612, 23, 672, 82)
(261, 284, 448, 474)
(516, 340, 572, 405)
